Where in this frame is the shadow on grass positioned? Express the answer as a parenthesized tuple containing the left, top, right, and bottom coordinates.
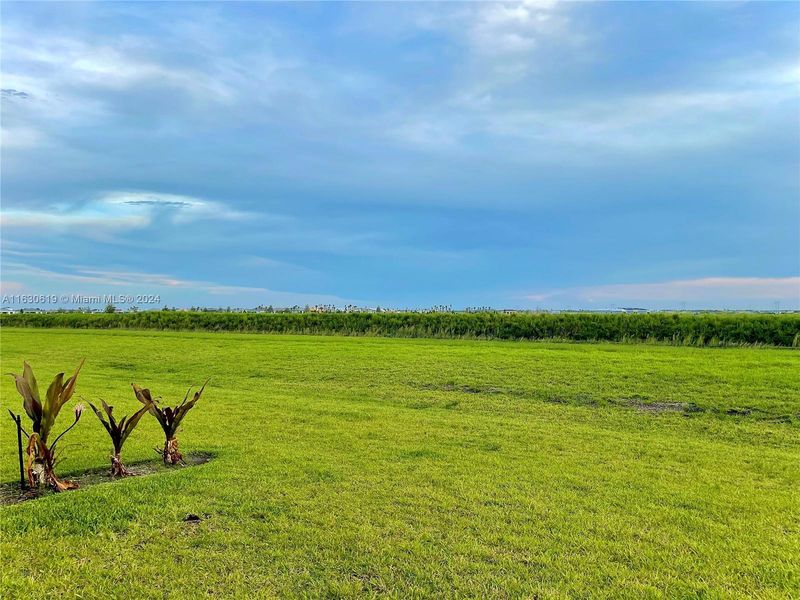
(0, 452, 215, 506)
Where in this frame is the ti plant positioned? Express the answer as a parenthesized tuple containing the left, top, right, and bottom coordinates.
(8, 360, 85, 491)
(88, 399, 152, 477)
(132, 381, 207, 465)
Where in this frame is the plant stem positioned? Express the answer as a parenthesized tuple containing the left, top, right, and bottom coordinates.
(163, 437, 183, 464)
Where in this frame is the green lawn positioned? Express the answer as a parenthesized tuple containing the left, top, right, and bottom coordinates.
(1, 328, 798, 598)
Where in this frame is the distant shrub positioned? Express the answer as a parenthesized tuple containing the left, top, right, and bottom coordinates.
(2, 311, 798, 347)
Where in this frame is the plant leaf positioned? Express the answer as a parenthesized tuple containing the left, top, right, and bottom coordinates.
(101, 399, 117, 430)
(89, 401, 114, 438)
(22, 362, 40, 405)
(60, 358, 85, 405)
(10, 372, 42, 430)
(171, 380, 207, 432)
(41, 372, 65, 442)
(133, 383, 169, 433)
(120, 401, 152, 448)
(132, 384, 154, 405)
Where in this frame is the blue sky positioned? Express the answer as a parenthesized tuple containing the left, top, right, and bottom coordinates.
(1, 1, 798, 310)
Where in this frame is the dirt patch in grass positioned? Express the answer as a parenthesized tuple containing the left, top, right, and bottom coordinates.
(416, 382, 509, 395)
(414, 382, 788, 422)
(620, 398, 705, 415)
(0, 452, 213, 506)
(633, 401, 686, 413)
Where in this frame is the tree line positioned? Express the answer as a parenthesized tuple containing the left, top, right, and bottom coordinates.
(2, 311, 799, 346)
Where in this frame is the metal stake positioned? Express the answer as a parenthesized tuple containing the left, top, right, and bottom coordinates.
(17, 415, 26, 489)
(8, 412, 27, 490)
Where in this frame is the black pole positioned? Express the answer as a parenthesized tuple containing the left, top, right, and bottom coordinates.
(15, 415, 26, 490)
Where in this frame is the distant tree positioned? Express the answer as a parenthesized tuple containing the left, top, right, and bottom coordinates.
(105, 303, 116, 313)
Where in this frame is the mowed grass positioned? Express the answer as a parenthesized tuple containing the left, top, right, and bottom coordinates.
(0, 328, 798, 599)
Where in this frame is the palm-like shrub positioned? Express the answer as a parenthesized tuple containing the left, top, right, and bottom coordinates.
(89, 399, 152, 476)
(132, 382, 206, 464)
(8, 360, 85, 491)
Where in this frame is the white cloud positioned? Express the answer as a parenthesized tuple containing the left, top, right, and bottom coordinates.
(371, 2, 797, 158)
(2, 29, 235, 104)
(6, 2, 789, 167)
(392, 86, 794, 161)
(72, 267, 268, 295)
(526, 277, 800, 303)
(0, 191, 251, 232)
(0, 126, 45, 149)
(242, 256, 318, 273)
(0, 16, 313, 141)
(0, 209, 149, 231)
(102, 191, 251, 223)
(387, 58, 799, 157)
(468, 1, 577, 58)
(1, 262, 356, 304)
(0, 280, 26, 294)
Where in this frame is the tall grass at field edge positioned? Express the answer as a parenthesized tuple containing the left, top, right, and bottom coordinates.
(2, 311, 798, 347)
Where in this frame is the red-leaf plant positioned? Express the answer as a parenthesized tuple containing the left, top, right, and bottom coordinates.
(88, 399, 152, 477)
(131, 382, 207, 465)
(8, 360, 85, 491)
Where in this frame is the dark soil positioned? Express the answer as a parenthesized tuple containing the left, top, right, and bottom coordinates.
(626, 399, 687, 413)
(0, 452, 212, 506)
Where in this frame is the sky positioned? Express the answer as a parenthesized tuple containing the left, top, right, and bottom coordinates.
(1, 1, 799, 310)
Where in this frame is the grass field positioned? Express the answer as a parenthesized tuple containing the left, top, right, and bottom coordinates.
(1, 328, 798, 598)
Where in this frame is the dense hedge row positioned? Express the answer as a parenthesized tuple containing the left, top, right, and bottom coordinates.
(2, 311, 799, 346)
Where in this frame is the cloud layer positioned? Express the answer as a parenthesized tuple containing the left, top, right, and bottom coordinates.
(1, 2, 798, 308)
(526, 277, 800, 308)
